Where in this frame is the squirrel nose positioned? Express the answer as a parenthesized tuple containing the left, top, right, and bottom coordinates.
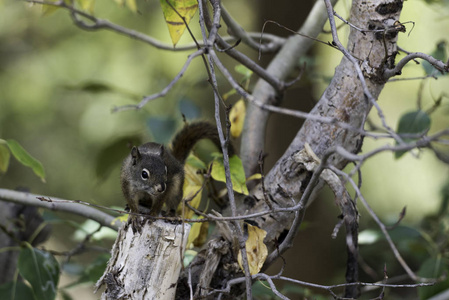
(156, 183, 166, 193)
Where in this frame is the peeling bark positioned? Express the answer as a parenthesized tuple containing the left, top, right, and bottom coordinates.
(96, 219, 190, 300)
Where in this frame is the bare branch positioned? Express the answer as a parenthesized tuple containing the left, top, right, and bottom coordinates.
(206, 271, 435, 299)
(113, 49, 205, 112)
(25, 0, 284, 53)
(197, 0, 253, 297)
(331, 165, 433, 282)
(383, 52, 449, 79)
(199, 0, 285, 92)
(0, 189, 119, 230)
(220, 4, 283, 53)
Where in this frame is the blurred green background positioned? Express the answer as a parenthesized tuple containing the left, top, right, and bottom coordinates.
(1, 0, 449, 299)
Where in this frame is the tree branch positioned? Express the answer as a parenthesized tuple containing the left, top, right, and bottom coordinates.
(220, 4, 283, 53)
(25, 0, 284, 53)
(383, 52, 449, 79)
(198, 0, 253, 297)
(241, 0, 339, 176)
(0, 189, 119, 230)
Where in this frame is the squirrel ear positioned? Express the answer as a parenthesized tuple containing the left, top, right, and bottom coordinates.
(158, 145, 164, 156)
(131, 146, 140, 165)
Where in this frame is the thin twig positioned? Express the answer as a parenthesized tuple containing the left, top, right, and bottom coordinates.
(205, 271, 435, 299)
(197, 0, 253, 297)
(25, 0, 284, 53)
(220, 4, 282, 53)
(113, 49, 204, 112)
(383, 52, 449, 79)
(329, 166, 433, 282)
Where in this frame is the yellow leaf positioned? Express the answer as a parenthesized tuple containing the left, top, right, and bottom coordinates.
(125, 0, 137, 13)
(186, 217, 209, 248)
(187, 218, 202, 248)
(246, 173, 262, 182)
(0, 144, 11, 174)
(113, 0, 137, 12)
(237, 224, 268, 275)
(229, 99, 246, 138)
(193, 221, 208, 247)
(160, 0, 198, 46)
(41, 0, 62, 15)
(179, 154, 205, 218)
(78, 0, 95, 14)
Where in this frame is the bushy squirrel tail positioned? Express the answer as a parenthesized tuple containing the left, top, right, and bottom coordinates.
(170, 121, 235, 163)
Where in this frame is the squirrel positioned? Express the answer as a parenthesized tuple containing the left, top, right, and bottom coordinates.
(120, 121, 234, 222)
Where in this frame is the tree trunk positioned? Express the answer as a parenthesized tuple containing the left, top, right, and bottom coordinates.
(96, 0, 405, 298)
(177, 0, 404, 298)
(96, 219, 190, 300)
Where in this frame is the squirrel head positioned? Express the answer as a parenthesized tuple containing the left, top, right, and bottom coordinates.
(128, 143, 168, 197)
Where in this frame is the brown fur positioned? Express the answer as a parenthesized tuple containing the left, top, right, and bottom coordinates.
(120, 121, 233, 220)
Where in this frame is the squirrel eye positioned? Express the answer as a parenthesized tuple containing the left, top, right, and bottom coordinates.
(141, 168, 150, 180)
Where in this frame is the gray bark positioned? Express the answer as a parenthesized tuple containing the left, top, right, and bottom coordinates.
(177, 0, 404, 298)
(248, 0, 401, 253)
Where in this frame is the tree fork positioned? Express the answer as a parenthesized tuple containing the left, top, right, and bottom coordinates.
(177, 0, 404, 298)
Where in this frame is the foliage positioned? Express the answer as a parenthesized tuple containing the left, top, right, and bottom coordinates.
(0, 139, 46, 182)
(1, 0, 449, 299)
(17, 247, 60, 300)
(159, 0, 198, 46)
(210, 154, 250, 195)
(0, 246, 59, 300)
(395, 110, 431, 158)
(422, 41, 448, 76)
(237, 223, 268, 275)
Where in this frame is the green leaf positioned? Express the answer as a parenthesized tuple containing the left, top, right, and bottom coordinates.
(252, 280, 278, 299)
(234, 65, 253, 81)
(0, 281, 37, 300)
(41, 1, 62, 15)
(18, 247, 60, 300)
(417, 257, 449, 299)
(71, 82, 113, 93)
(183, 249, 197, 268)
(395, 110, 431, 159)
(210, 155, 249, 195)
(59, 290, 74, 300)
(6, 139, 46, 182)
(72, 254, 109, 286)
(422, 41, 447, 76)
(0, 143, 11, 173)
(160, 0, 198, 46)
(185, 154, 207, 170)
(64, 81, 141, 100)
(95, 136, 141, 180)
